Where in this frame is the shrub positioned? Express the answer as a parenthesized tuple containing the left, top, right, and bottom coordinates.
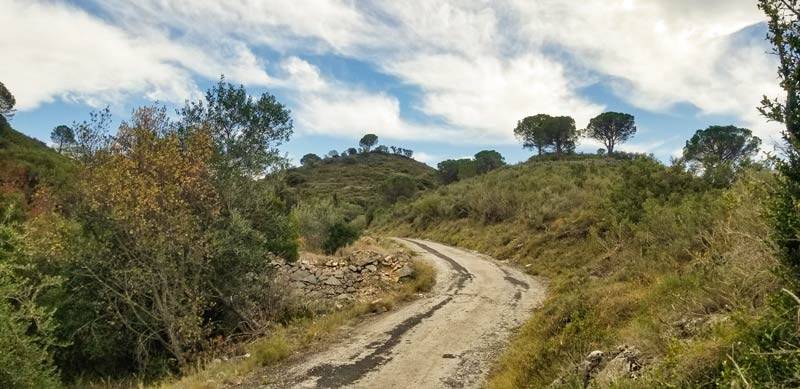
(293, 199, 346, 252)
(323, 222, 360, 254)
(381, 173, 418, 204)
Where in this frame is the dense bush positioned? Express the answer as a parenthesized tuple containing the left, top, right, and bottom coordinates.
(293, 199, 347, 252)
(323, 222, 360, 254)
(380, 173, 418, 204)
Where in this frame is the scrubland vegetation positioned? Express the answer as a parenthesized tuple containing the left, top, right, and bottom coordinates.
(377, 153, 781, 386)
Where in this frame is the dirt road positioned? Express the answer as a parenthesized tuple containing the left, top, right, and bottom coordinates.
(264, 238, 546, 388)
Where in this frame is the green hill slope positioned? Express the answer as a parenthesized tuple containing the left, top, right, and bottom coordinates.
(376, 154, 781, 387)
(286, 152, 438, 212)
(0, 117, 75, 206)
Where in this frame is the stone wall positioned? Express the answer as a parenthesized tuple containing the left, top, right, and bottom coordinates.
(275, 249, 415, 302)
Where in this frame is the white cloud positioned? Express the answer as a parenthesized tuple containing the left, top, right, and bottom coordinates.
(0, 0, 272, 111)
(3, 0, 785, 155)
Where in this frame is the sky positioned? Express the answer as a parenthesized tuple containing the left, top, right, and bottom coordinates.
(0, 0, 786, 166)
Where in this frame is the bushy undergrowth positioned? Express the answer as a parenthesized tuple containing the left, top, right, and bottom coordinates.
(376, 154, 782, 387)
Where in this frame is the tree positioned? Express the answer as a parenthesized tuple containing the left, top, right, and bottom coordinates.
(437, 160, 462, 184)
(683, 125, 760, 170)
(300, 153, 321, 166)
(375, 145, 389, 153)
(380, 173, 418, 203)
(359, 133, 378, 152)
(759, 0, 800, 276)
(347, 147, 358, 156)
(180, 76, 293, 176)
(0, 82, 15, 119)
(326, 150, 339, 159)
(546, 116, 578, 158)
(402, 148, 414, 158)
(514, 114, 551, 155)
(473, 150, 505, 174)
(585, 112, 637, 154)
(50, 125, 75, 152)
(682, 125, 760, 187)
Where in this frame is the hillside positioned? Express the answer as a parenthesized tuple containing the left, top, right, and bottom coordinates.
(286, 152, 438, 213)
(0, 117, 75, 205)
(375, 154, 782, 387)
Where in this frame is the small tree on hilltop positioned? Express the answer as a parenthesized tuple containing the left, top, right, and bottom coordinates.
(514, 114, 551, 155)
(546, 116, 578, 159)
(359, 133, 378, 152)
(682, 125, 760, 186)
(0, 82, 16, 120)
(50, 125, 75, 152)
(300, 153, 321, 166)
(326, 150, 340, 159)
(586, 112, 637, 154)
(474, 150, 505, 174)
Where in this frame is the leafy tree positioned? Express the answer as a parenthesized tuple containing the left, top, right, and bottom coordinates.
(50, 125, 75, 152)
(0, 82, 15, 119)
(375, 145, 389, 153)
(402, 148, 414, 158)
(180, 76, 293, 176)
(437, 159, 462, 184)
(359, 133, 378, 152)
(546, 116, 578, 158)
(347, 147, 358, 156)
(474, 150, 505, 174)
(300, 153, 321, 166)
(437, 159, 476, 184)
(585, 112, 637, 154)
(759, 0, 800, 277)
(327, 150, 339, 159)
(514, 114, 577, 158)
(514, 114, 551, 155)
(682, 125, 760, 186)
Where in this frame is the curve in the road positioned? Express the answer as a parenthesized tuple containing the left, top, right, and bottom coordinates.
(264, 238, 545, 389)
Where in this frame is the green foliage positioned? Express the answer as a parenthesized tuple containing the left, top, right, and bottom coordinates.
(49, 125, 74, 153)
(682, 125, 761, 187)
(0, 218, 62, 389)
(513, 114, 577, 158)
(585, 111, 637, 154)
(380, 173, 418, 204)
(293, 198, 346, 252)
(759, 0, 800, 286)
(437, 150, 505, 184)
(287, 152, 437, 217)
(473, 150, 506, 174)
(377, 156, 779, 387)
(322, 222, 360, 254)
(180, 76, 293, 176)
(300, 153, 321, 166)
(359, 133, 378, 152)
(0, 81, 15, 119)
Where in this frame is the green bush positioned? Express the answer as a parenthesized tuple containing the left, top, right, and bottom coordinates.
(381, 173, 418, 204)
(292, 199, 346, 252)
(0, 220, 61, 389)
(322, 222, 360, 254)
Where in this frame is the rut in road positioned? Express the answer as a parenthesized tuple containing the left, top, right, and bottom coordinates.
(259, 238, 546, 389)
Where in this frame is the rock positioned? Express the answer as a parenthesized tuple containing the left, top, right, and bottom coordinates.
(582, 350, 604, 387)
(396, 264, 415, 279)
(348, 265, 359, 272)
(346, 286, 356, 293)
(594, 346, 642, 386)
(365, 264, 377, 272)
(301, 274, 319, 284)
(324, 277, 342, 286)
(290, 269, 313, 282)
